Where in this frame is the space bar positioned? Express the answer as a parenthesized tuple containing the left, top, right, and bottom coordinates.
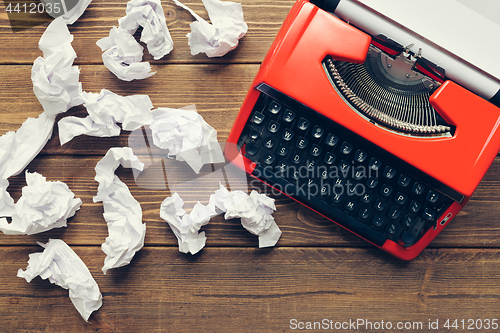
(253, 166, 387, 246)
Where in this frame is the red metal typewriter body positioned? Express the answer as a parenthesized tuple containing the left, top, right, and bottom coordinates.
(225, 0, 500, 260)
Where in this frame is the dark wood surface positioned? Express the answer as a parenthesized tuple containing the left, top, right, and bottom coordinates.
(1, 1, 500, 332)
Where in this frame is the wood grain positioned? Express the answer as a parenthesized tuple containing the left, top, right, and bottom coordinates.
(2, 247, 500, 332)
(1, 154, 499, 248)
(0, 64, 257, 134)
(1, 0, 500, 332)
(0, 0, 294, 65)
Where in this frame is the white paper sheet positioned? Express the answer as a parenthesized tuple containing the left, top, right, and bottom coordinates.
(0, 179, 15, 218)
(97, 0, 174, 80)
(118, 0, 174, 60)
(93, 147, 146, 274)
(0, 114, 61, 220)
(173, 0, 248, 57)
(0, 17, 82, 220)
(63, 0, 93, 24)
(32, 17, 82, 115)
(354, 0, 500, 82)
(209, 183, 281, 247)
(97, 26, 156, 81)
(17, 239, 102, 321)
(0, 113, 54, 181)
(147, 106, 224, 174)
(335, 0, 500, 100)
(1, 18, 73, 180)
(160, 193, 217, 254)
(58, 89, 154, 145)
(0, 171, 82, 235)
(41, 0, 93, 25)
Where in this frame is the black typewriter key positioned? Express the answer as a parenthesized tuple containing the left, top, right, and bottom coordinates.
(312, 125, 324, 138)
(354, 149, 367, 163)
(249, 129, 260, 140)
(305, 178, 316, 187)
(394, 192, 407, 205)
(372, 215, 385, 227)
(291, 153, 302, 164)
(387, 206, 401, 220)
(347, 184, 360, 196)
(245, 143, 258, 156)
(277, 144, 289, 157)
(409, 200, 421, 213)
(283, 109, 295, 123)
(344, 200, 356, 212)
(263, 138, 276, 149)
(383, 166, 397, 179)
(275, 162, 289, 177)
(340, 141, 353, 155)
(368, 157, 382, 171)
(402, 215, 414, 227)
(386, 222, 398, 235)
(263, 154, 275, 165)
(268, 101, 281, 114)
(296, 137, 308, 149)
(306, 178, 318, 196)
(324, 152, 336, 165)
(305, 160, 316, 171)
(353, 167, 365, 181)
(331, 192, 344, 204)
(373, 199, 386, 212)
(366, 177, 379, 189)
(422, 208, 436, 221)
(360, 192, 373, 204)
(412, 182, 425, 195)
(401, 217, 426, 247)
(333, 177, 345, 188)
(397, 174, 411, 187)
(320, 185, 329, 197)
(325, 133, 338, 147)
(252, 112, 265, 125)
(339, 160, 350, 174)
(297, 117, 310, 131)
(426, 190, 440, 203)
(282, 128, 294, 141)
(320, 169, 329, 180)
(358, 207, 371, 220)
(291, 168, 300, 180)
(380, 184, 393, 197)
(267, 120, 280, 133)
(310, 145, 322, 157)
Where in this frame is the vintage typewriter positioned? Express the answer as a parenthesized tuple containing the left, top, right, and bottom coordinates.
(225, 0, 500, 260)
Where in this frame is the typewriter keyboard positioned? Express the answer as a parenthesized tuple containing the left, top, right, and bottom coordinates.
(237, 85, 457, 247)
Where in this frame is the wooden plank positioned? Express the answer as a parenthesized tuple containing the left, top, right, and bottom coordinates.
(0, 0, 294, 65)
(2, 246, 500, 332)
(0, 64, 257, 135)
(1, 154, 499, 248)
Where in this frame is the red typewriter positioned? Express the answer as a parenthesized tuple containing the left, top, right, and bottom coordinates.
(225, 0, 500, 260)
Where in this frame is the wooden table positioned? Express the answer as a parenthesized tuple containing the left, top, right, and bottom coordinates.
(1, 1, 500, 332)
